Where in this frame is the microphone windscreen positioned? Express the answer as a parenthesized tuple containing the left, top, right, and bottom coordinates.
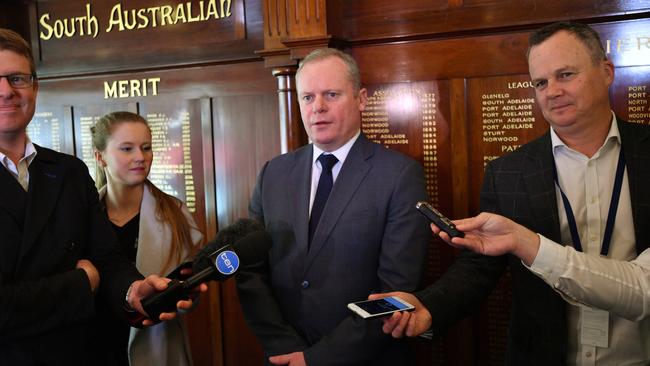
(232, 230, 273, 266)
(215, 218, 265, 246)
(196, 218, 265, 259)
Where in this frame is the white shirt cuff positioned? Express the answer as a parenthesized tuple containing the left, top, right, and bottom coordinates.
(526, 234, 567, 287)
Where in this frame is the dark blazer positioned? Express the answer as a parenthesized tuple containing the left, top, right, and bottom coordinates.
(237, 134, 430, 366)
(0, 145, 141, 365)
(416, 119, 650, 366)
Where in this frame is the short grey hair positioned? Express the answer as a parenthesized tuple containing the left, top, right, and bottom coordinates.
(297, 48, 361, 95)
(527, 22, 607, 64)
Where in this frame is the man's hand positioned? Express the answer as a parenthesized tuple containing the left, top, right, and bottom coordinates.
(368, 292, 432, 338)
(127, 275, 208, 326)
(76, 259, 100, 293)
(432, 212, 541, 265)
(269, 351, 306, 366)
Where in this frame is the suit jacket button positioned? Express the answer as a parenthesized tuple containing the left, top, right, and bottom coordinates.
(68, 241, 76, 250)
(301, 280, 310, 289)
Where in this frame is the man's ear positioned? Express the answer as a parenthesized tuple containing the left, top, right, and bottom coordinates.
(603, 59, 615, 87)
(357, 88, 368, 112)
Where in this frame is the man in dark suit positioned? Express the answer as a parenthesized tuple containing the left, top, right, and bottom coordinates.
(371, 22, 650, 365)
(236, 48, 429, 365)
(0, 28, 201, 365)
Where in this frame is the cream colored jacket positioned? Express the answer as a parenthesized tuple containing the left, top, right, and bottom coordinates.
(99, 183, 203, 366)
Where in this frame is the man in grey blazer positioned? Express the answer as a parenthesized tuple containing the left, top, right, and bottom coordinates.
(371, 22, 650, 365)
(236, 48, 429, 365)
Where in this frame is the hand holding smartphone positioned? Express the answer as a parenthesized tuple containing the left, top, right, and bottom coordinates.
(415, 201, 464, 238)
(347, 296, 415, 319)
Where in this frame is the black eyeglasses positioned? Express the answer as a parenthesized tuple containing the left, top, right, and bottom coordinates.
(0, 74, 36, 89)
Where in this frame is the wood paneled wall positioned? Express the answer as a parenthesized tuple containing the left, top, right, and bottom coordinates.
(2, 0, 649, 365)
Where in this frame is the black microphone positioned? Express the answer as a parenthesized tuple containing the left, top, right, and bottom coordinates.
(141, 223, 271, 321)
(192, 218, 265, 275)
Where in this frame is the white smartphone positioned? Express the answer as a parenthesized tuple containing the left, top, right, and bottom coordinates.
(347, 296, 415, 319)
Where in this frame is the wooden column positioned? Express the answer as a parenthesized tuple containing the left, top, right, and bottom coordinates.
(273, 66, 307, 152)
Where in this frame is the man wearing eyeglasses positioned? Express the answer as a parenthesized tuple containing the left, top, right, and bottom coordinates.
(0, 64, 35, 148)
(0, 28, 205, 365)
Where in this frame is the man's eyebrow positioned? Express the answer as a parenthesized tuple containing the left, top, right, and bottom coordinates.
(1, 70, 31, 75)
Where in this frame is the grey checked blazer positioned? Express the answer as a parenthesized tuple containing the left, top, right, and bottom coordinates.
(416, 119, 650, 366)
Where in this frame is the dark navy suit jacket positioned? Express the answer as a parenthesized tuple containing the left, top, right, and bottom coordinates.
(237, 134, 430, 366)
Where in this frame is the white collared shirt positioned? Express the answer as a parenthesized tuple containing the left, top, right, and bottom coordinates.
(0, 138, 37, 189)
(529, 113, 650, 365)
(309, 130, 360, 215)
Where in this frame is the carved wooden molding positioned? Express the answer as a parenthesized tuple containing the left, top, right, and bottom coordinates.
(259, 0, 336, 67)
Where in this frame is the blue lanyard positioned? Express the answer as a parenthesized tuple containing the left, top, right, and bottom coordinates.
(552, 148, 626, 256)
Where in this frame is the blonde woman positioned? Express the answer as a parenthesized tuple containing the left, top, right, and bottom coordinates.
(91, 111, 202, 366)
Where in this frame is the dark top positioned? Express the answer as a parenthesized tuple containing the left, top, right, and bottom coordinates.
(112, 213, 140, 266)
(94, 213, 140, 366)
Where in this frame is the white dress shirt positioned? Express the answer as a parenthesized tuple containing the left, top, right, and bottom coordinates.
(309, 130, 360, 215)
(0, 139, 37, 190)
(529, 114, 650, 365)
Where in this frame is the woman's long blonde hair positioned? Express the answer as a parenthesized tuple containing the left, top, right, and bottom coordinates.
(91, 111, 200, 272)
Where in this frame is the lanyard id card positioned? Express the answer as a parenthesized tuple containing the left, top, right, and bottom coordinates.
(580, 305, 609, 348)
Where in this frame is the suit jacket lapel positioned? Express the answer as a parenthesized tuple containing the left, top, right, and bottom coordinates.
(20, 146, 65, 261)
(0, 164, 26, 226)
(288, 145, 313, 262)
(305, 135, 372, 271)
(522, 133, 562, 242)
(619, 119, 650, 253)
(0, 166, 27, 274)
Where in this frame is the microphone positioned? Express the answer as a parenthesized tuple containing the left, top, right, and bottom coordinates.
(140, 220, 271, 321)
(192, 218, 265, 275)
